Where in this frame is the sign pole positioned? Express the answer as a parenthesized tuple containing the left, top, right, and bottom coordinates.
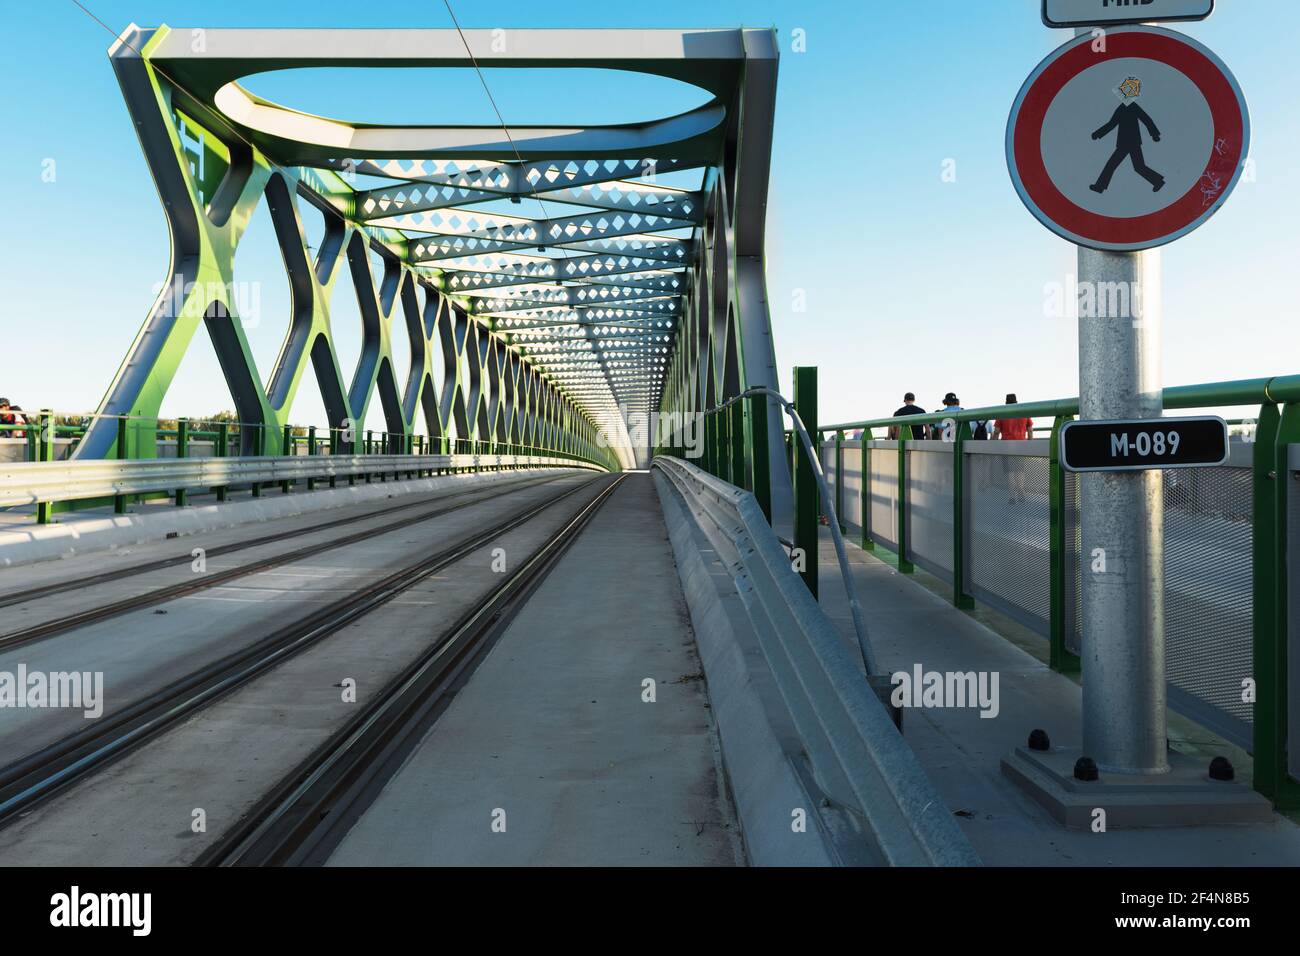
(999, 14, 1267, 826)
(1073, 9, 1167, 778)
(1076, 243, 1168, 774)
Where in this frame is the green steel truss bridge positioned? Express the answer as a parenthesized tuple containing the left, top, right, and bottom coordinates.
(3, 21, 1300, 875)
(77, 23, 789, 508)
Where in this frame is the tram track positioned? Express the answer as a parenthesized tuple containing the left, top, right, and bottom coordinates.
(199, 473, 627, 866)
(0, 471, 571, 654)
(0, 473, 615, 830)
(0, 471, 570, 612)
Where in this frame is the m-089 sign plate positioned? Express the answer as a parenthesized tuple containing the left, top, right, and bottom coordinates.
(1059, 416, 1229, 472)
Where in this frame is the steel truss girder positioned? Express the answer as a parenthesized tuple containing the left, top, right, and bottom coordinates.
(83, 28, 614, 470)
(356, 177, 703, 223)
(328, 156, 700, 193)
(452, 265, 686, 295)
(404, 211, 693, 262)
(89, 24, 779, 474)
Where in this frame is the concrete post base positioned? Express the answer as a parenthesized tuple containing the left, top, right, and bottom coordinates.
(1001, 745, 1273, 829)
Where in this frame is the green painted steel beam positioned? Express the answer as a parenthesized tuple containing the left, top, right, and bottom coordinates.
(793, 367, 819, 597)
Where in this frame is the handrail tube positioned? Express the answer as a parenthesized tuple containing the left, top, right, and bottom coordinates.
(817, 373, 1300, 435)
(705, 386, 875, 675)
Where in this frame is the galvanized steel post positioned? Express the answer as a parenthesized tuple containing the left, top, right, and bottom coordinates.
(1077, 246, 1167, 774)
(792, 367, 819, 597)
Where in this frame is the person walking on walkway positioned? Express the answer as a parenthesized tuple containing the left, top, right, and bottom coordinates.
(994, 394, 1033, 441)
(888, 392, 927, 440)
(933, 392, 962, 442)
(995, 394, 1035, 504)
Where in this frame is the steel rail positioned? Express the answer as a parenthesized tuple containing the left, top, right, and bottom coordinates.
(0, 474, 571, 653)
(200, 473, 627, 866)
(0, 474, 612, 829)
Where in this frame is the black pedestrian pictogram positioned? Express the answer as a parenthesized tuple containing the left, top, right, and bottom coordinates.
(1089, 81, 1166, 194)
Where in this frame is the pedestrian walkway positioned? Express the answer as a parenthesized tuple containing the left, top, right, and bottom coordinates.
(815, 532, 1300, 866)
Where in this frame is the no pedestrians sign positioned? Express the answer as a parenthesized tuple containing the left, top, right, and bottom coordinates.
(1006, 26, 1248, 251)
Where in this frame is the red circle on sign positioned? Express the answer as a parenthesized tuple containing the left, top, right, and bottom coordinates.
(1010, 29, 1246, 249)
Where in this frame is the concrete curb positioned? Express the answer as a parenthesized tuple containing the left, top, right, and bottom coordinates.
(654, 470, 839, 866)
(0, 469, 581, 569)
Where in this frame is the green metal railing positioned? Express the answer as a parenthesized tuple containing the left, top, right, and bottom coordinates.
(663, 370, 1300, 810)
(1, 411, 615, 522)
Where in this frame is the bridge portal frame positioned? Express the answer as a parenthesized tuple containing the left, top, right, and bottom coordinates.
(78, 25, 786, 486)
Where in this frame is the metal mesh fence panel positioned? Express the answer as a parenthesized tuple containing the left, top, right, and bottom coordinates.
(1161, 460, 1253, 747)
(1066, 470, 1082, 655)
(868, 440, 899, 551)
(1066, 450, 1254, 748)
(965, 448, 1052, 635)
(905, 444, 953, 582)
(821, 432, 1254, 749)
(841, 443, 864, 534)
(820, 443, 836, 509)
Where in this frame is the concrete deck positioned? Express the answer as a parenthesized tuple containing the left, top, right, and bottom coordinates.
(328, 473, 744, 867)
(815, 531, 1300, 865)
(0, 472, 608, 864)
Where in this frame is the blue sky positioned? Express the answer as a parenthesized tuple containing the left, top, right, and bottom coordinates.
(2, 0, 1296, 432)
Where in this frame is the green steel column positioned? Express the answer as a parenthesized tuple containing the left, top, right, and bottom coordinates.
(749, 393, 772, 523)
(834, 430, 845, 532)
(721, 407, 734, 483)
(950, 421, 974, 608)
(329, 427, 339, 489)
(114, 416, 130, 514)
(715, 412, 725, 478)
(215, 422, 229, 503)
(1252, 402, 1300, 808)
(793, 367, 819, 597)
(35, 410, 54, 525)
(1048, 415, 1080, 673)
(279, 429, 292, 496)
(251, 424, 263, 498)
(306, 425, 317, 491)
(730, 400, 745, 487)
(897, 429, 914, 573)
(859, 432, 874, 551)
(704, 411, 717, 477)
(175, 417, 189, 507)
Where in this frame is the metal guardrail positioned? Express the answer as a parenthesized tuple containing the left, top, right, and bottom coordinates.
(653, 455, 980, 866)
(0, 454, 602, 509)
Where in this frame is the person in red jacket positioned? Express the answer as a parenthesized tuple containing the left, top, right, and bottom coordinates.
(995, 394, 1033, 441)
(995, 394, 1035, 504)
